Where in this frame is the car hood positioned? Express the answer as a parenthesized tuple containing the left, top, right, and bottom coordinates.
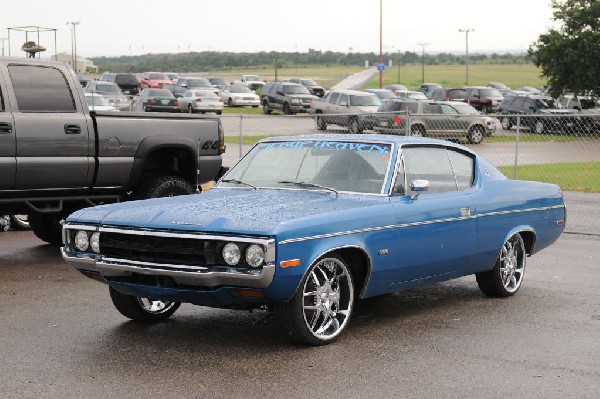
(67, 188, 387, 237)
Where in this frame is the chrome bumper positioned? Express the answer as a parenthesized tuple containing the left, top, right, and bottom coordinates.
(61, 248, 275, 289)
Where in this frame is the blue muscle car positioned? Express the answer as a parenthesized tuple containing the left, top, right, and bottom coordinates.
(61, 135, 566, 345)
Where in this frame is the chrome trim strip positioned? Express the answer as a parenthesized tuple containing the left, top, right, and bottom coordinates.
(279, 205, 564, 245)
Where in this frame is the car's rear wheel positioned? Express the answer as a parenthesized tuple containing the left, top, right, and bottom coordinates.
(534, 119, 545, 134)
(501, 117, 512, 130)
(316, 114, 327, 131)
(349, 118, 362, 134)
(276, 254, 354, 345)
(476, 233, 526, 297)
(467, 126, 484, 144)
(9, 214, 30, 230)
(109, 286, 180, 322)
(411, 125, 425, 137)
(134, 174, 194, 199)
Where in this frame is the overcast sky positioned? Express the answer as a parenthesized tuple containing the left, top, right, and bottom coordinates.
(1, 0, 557, 59)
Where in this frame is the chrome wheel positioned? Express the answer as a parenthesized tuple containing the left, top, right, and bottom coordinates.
(501, 117, 512, 130)
(534, 120, 545, 134)
(468, 127, 484, 144)
(499, 235, 525, 293)
(302, 257, 354, 341)
(137, 297, 179, 315)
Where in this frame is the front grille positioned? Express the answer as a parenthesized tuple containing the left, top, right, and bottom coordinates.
(100, 232, 219, 266)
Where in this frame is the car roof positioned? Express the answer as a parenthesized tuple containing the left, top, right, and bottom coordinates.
(330, 89, 376, 96)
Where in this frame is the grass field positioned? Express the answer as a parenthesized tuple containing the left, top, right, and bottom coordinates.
(498, 162, 600, 192)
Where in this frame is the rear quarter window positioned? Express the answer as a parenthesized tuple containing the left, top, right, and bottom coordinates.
(8, 65, 76, 112)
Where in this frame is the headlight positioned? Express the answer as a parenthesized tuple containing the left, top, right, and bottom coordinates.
(74, 230, 89, 251)
(90, 232, 101, 253)
(222, 243, 241, 265)
(245, 244, 265, 268)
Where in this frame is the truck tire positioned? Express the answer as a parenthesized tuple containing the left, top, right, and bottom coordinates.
(29, 213, 65, 245)
(134, 174, 194, 199)
(263, 101, 272, 115)
(9, 214, 30, 230)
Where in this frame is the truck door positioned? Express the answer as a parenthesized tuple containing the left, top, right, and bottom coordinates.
(6, 63, 91, 190)
(0, 73, 16, 189)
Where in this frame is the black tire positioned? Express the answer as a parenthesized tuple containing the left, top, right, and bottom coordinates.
(109, 286, 180, 322)
(263, 101, 272, 114)
(349, 118, 363, 134)
(134, 174, 194, 200)
(501, 117, 512, 130)
(283, 103, 294, 115)
(467, 126, 484, 144)
(28, 213, 65, 245)
(411, 125, 425, 137)
(144, 105, 151, 112)
(228, 98, 234, 107)
(317, 114, 327, 131)
(275, 254, 354, 345)
(9, 214, 30, 230)
(216, 110, 222, 115)
(476, 233, 526, 297)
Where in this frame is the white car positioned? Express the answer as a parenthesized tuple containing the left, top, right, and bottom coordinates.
(220, 85, 260, 107)
(84, 93, 119, 112)
(178, 90, 224, 114)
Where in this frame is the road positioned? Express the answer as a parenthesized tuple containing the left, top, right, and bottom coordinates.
(0, 229, 598, 399)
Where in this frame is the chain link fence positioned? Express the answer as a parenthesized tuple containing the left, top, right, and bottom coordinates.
(220, 112, 600, 192)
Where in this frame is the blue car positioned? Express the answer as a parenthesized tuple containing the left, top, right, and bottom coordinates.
(62, 135, 566, 345)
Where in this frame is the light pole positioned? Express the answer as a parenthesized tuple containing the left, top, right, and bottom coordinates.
(378, 0, 383, 88)
(459, 28, 474, 85)
(0, 37, 7, 56)
(417, 42, 430, 84)
(66, 21, 80, 73)
(273, 58, 279, 82)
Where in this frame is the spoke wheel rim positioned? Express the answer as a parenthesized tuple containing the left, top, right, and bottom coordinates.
(137, 297, 177, 314)
(499, 235, 525, 293)
(535, 120, 544, 133)
(470, 129, 483, 143)
(302, 258, 353, 341)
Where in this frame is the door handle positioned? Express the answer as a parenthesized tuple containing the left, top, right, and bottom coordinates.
(64, 124, 81, 134)
(0, 122, 12, 134)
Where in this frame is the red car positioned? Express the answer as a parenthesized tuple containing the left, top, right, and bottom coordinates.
(140, 72, 174, 91)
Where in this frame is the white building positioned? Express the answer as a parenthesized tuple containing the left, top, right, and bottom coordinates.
(52, 52, 98, 74)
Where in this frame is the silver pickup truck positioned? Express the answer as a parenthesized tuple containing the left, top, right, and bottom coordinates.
(0, 58, 227, 244)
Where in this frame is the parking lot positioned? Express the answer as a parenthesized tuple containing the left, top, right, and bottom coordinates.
(0, 189, 598, 398)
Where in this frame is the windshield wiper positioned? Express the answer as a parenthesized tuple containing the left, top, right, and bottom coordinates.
(221, 179, 258, 190)
(278, 180, 339, 196)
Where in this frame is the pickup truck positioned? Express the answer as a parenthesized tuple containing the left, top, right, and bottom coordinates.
(0, 57, 227, 245)
(235, 75, 266, 91)
(308, 89, 381, 133)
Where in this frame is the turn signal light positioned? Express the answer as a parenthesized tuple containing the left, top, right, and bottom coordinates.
(280, 259, 301, 268)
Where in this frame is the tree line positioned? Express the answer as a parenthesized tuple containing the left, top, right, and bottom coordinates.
(91, 49, 531, 73)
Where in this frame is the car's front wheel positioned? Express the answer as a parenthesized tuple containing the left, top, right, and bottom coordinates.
(534, 119, 545, 134)
(349, 118, 363, 134)
(109, 287, 180, 321)
(276, 254, 354, 345)
(501, 117, 512, 130)
(316, 114, 327, 131)
(467, 126, 484, 144)
(476, 233, 526, 297)
(263, 101, 272, 114)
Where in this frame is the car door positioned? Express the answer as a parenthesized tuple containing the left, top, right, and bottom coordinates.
(440, 103, 465, 134)
(0, 71, 16, 189)
(389, 145, 476, 287)
(6, 63, 91, 190)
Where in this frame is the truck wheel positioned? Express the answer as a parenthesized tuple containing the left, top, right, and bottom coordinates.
(29, 213, 65, 245)
(283, 103, 294, 115)
(134, 174, 194, 199)
(109, 286, 180, 321)
(501, 117, 512, 130)
(263, 102, 272, 115)
(9, 214, 30, 230)
(349, 118, 363, 134)
(317, 115, 327, 131)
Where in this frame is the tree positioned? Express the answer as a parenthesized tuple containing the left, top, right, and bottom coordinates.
(529, 0, 600, 98)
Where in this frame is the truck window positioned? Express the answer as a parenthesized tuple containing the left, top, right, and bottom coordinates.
(0, 87, 4, 111)
(8, 65, 76, 113)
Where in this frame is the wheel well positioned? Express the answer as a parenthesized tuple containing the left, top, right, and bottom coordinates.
(138, 147, 196, 187)
(333, 247, 370, 298)
(470, 124, 485, 132)
(519, 231, 536, 256)
(411, 123, 425, 132)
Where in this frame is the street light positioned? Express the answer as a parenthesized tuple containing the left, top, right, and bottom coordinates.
(417, 42, 430, 84)
(459, 28, 474, 85)
(0, 37, 7, 56)
(66, 21, 80, 73)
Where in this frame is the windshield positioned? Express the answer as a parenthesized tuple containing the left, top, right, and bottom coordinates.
(85, 95, 110, 106)
(245, 75, 261, 81)
(283, 85, 311, 95)
(219, 140, 392, 194)
(535, 98, 563, 109)
(188, 78, 212, 87)
(407, 92, 427, 100)
(301, 79, 318, 86)
(96, 84, 121, 94)
(229, 86, 251, 93)
(349, 95, 381, 106)
(148, 73, 169, 80)
(452, 103, 480, 115)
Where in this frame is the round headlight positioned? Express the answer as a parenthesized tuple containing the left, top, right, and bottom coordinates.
(245, 244, 265, 268)
(74, 230, 89, 251)
(222, 243, 241, 265)
(90, 232, 101, 253)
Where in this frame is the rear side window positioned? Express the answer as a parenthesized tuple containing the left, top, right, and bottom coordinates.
(8, 65, 76, 112)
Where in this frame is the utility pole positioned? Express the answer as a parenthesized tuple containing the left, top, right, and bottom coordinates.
(459, 28, 474, 85)
(378, 0, 383, 88)
(66, 21, 80, 73)
(0, 37, 7, 56)
(274, 58, 279, 82)
(417, 42, 430, 84)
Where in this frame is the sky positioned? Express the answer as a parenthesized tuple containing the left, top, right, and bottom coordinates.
(1, 0, 557, 59)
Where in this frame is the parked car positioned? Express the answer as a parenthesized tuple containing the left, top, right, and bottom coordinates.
(559, 95, 600, 111)
(516, 86, 542, 95)
(309, 89, 381, 133)
(430, 88, 468, 102)
(140, 72, 175, 92)
(84, 93, 119, 112)
(178, 90, 224, 114)
(384, 84, 409, 93)
(487, 82, 510, 91)
(373, 100, 494, 143)
(165, 72, 179, 83)
(288, 78, 326, 97)
(173, 77, 216, 98)
(98, 72, 140, 95)
(261, 82, 317, 115)
(220, 85, 260, 107)
(208, 77, 230, 90)
(418, 83, 443, 98)
(395, 90, 428, 100)
(133, 88, 180, 112)
(84, 81, 130, 111)
(497, 94, 580, 133)
(62, 134, 565, 345)
(237, 75, 266, 91)
(363, 88, 397, 100)
(464, 86, 504, 113)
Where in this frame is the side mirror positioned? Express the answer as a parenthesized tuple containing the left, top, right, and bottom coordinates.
(410, 179, 429, 200)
